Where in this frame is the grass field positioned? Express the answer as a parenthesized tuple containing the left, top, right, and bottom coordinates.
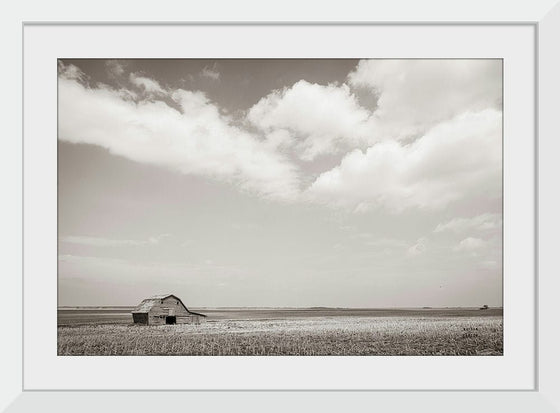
(57, 307, 503, 356)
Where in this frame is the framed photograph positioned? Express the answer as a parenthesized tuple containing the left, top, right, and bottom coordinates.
(4, 0, 558, 411)
(55, 56, 506, 359)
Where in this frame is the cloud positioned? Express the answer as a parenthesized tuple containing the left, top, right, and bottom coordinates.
(58, 62, 87, 82)
(148, 233, 172, 244)
(264, 129, 295, 150)
(365, 238, 408, 248)
(129, 73, 167, 95)
(434, 213, 502, 233)
(58, 60, 502, 213)
(407, 237, 428, 256)
(60, 234, 171, 247)
(200, 66, 220, 81)
(347, 59, 502, 141)
(453, 237, 487, 252)
(306, 109, 502, 212)
(247, 80, 372, 160)
(247, 60, 501, 161)
(58, 254, 244, 283)
(106, 60, 125, 77)
(58, 65, 300, 202)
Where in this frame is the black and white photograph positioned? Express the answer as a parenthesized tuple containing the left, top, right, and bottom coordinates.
(57, 58, 503, 356)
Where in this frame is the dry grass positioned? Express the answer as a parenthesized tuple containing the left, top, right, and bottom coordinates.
(58, 316, 503, 356)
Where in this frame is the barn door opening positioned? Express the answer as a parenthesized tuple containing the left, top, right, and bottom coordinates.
(165, 316, 176, 325)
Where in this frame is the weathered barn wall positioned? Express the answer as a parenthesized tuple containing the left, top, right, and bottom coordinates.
(148, 314, 203, 325)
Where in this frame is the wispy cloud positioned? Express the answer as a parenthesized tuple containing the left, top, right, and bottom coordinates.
(58, 62, 87, 82)
(453, 237, 487, 252)
(407, 238, 428, 257)
(129, 73, 167, 95)
(60, 234, 171, 247)
(58, 254, 245, 277)
(200, 65, 220, 81)
(106, 60, 126, 77)
(434, 213, 502, 233)
(365, 238, 408, 248)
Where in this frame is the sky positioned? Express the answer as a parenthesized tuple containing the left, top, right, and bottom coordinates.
(57, 59, 502, 308)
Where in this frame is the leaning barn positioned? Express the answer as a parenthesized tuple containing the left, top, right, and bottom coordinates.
(132, 294, 206, 325)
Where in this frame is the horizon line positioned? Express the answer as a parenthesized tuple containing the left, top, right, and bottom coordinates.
(58, 305, 504, 309)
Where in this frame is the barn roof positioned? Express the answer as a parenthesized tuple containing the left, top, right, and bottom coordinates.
(132, 294, 206, 317)
(149, 293, 176, 300)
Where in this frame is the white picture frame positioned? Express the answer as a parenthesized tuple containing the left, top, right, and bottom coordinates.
(3, 0, 559, 411)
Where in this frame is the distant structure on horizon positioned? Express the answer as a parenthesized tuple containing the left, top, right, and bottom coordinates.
(132, 294, 206, 325)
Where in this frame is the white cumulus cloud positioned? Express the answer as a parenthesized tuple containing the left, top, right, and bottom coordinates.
(58, 66, 300, 202)
(307, 109, 502, 212)
(58, 60, 503, 214)
(247, 80, 372, 160)
(347, 59, 502, 141)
